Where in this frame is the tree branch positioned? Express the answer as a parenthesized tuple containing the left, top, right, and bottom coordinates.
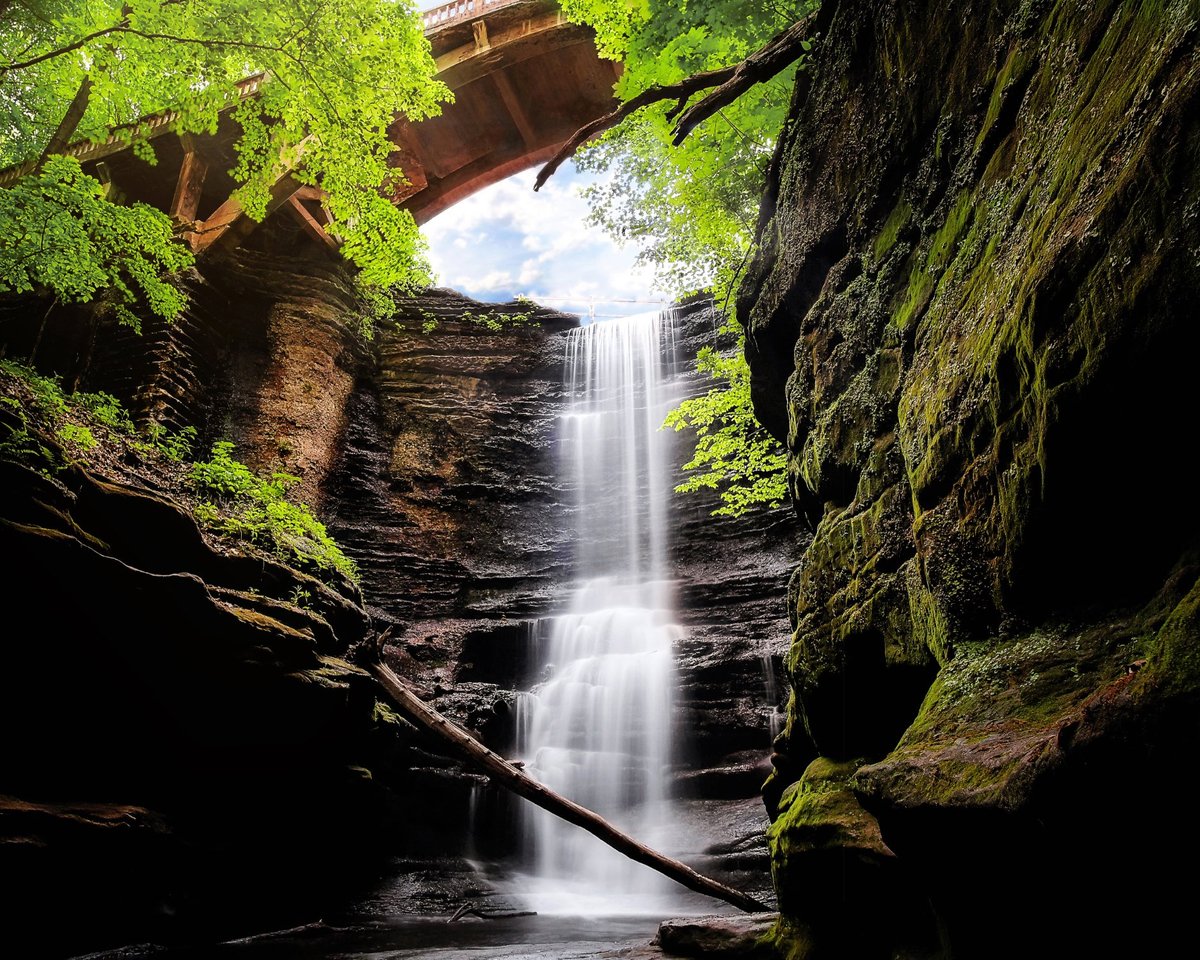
(534, 12, 817, 191)
(372, 661, 769, 913)
(533, 64, 737, 191)
(38, 75, 92, 166)
(0, 23, 126, 73)
(671, 13, 816, 143)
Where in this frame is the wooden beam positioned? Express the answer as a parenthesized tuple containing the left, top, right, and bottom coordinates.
(435, 16, 589, 91)
(169, 138, 209, 224)
(291, 184, 335, 224)
(286, 194, 339, 250)
(190, 173, 302, 254)
(492, 70, 538, 149)
(371, 662, 769, 913)
(472, 19, 490, 51)
(190, 135, 313, 254)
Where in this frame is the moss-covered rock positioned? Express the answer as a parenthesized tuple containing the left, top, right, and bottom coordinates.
(742, 0, 1200, 954)
(766, 758, 940, 959)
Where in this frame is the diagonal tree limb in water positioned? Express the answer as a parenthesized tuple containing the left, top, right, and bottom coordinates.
(371, 662, 768, 913)
(533, 12, 818, 192)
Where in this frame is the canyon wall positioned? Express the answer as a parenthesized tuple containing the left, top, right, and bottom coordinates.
(1, 250, 803, 952)
(739, 0, 1200, 956)
(319, 294, 803, 896)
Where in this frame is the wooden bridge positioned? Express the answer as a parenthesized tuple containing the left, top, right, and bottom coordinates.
(2, 0, 618, 258)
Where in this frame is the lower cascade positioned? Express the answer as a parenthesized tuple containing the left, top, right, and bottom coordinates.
(513, 310, 684, 913)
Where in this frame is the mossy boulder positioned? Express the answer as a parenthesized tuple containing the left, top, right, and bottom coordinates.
(765, 759, 940, 959)
(742, 0, 1200, 954)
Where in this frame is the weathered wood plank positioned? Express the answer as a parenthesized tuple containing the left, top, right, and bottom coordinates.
(169, 139, 209, 224)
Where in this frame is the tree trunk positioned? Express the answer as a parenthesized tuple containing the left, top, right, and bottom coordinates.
(39, 76, 92, 168)
(371, 662, 769, 914)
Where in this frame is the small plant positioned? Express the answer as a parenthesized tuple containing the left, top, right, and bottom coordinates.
(460, 309, 534, 331)
(189, 441, 358, 583)
(0, 359, 69, 419)
(141, 422, 197, 462)
(57, 422, 97, 452)
(77, 391, 134, 434)
(288, 585, 313, 609)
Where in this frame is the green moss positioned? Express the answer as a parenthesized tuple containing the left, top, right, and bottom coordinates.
(906, 564, 953, 666)
(974, 47, 1031, 155)
(892, 190, 975, 333)
(759, 916, 817, 960)
(1143, 573, 1200, 698)
(873, 198, 912, 261)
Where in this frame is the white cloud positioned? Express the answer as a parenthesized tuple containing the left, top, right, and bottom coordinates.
(422, 163, 662, 320)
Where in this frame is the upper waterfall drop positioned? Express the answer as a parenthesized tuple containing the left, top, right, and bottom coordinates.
(514, 309, 685, 914)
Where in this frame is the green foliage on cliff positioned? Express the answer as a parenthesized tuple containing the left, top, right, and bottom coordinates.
(0, 362, 354, 583)
(0, 156, 192, 329)
(663, 324, 787, 517)
(559, 1, 810, 515)
(0, 0, 447, 318)
(190, 441, 358, 583)
(0, 358, 196, 469)
(562, 0, 817, 296)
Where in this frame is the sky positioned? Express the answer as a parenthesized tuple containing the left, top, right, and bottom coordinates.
(422, 164, 664, 320)
(414, 1, 661, 321)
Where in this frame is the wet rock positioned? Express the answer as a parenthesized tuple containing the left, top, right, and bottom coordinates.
(324, 289, 578, 687)
(654, 913, 776, 958)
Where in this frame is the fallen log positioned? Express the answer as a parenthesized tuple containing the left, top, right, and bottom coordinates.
(371, 662, 768, 914)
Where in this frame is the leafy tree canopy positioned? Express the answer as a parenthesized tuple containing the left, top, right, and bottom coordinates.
(560, 0, 816, 295)
(0, 0, 448, 320)
(557, 0, 816, 516)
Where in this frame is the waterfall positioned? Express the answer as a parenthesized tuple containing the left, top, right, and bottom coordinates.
(513, 310, 683, 914)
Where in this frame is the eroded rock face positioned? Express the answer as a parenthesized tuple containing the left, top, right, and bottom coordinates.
(324, 289, 578, 683)
(322, 294, 803, 895)
(741, 0, 1200, 955)
(0, 454, 397, 956)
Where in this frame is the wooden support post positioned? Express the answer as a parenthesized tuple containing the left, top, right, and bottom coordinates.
(94, 162, 118, 201)
(286, 194, 339, 250)
(472, 19, 490, 51)
(371, 661, 769, 914)
(492, 71, 538, 149)
(170, 138, 209, 224)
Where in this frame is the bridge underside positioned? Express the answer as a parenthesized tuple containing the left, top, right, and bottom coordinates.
(396, 7, 620, 225)
(27, 0, 618, 260)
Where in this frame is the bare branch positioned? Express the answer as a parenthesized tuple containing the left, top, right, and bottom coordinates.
(534, 12, 817, 190)
(532, 64, 738, 191)
(671, 13, 816, 144)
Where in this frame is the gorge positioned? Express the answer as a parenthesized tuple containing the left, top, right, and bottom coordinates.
(2, 0, 1200, 958)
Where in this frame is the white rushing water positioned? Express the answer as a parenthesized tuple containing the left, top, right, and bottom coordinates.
(513, 310, 684, 915)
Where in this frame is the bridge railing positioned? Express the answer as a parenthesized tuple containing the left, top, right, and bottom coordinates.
(0, 73, 268, 188)
(421, 0, 525, 30)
